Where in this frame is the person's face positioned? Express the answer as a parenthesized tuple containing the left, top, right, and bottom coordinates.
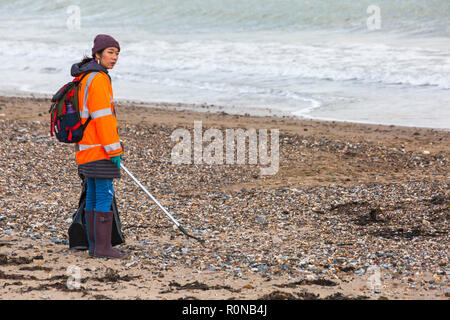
(96, 47, 119, 69)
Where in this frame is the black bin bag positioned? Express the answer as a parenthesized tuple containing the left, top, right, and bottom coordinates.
(68, 174, 125, 250)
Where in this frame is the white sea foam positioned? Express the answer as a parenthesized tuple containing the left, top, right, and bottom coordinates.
(0, 0, 449, 128)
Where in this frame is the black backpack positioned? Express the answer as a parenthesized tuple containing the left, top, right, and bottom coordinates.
(49, 71, 94, 143)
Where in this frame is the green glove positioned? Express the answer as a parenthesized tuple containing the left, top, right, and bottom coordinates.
(110, 155, 121, 169)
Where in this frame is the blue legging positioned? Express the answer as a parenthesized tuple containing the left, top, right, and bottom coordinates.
(85, 178, 114, 212)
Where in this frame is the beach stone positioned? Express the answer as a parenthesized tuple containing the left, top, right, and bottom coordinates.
(0, 97, 448, 300)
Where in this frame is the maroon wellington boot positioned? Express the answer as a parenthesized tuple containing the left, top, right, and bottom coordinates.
(93, 211, 127, 259)
(85, 210, 95, 256)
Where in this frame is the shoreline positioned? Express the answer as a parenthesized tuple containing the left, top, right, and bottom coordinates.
(0, 91, 448, 131)
(0, 95, 448, 300)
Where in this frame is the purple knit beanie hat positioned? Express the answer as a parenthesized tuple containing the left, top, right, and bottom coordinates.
(91, 34, 120, 56)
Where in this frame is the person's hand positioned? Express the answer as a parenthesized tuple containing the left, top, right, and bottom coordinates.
(110, 155, 121, 169)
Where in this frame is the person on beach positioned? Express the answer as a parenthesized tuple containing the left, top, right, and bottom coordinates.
(70, 34, 126, 259)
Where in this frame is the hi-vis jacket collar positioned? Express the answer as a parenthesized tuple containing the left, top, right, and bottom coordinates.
(71, 60, 111, 82)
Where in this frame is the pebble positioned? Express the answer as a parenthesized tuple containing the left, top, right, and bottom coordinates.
(125, 261, 138, 268)
(306, 274, 316, 280)
(0, 117, 447, 289)
(255, 216, 266, 224)
(205, 267, 218, 271)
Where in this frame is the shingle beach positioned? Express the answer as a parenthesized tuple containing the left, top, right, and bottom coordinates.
(0, 96, 448, 300)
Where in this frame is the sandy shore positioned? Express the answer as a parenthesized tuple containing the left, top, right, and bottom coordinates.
(0, 95, 448, 300)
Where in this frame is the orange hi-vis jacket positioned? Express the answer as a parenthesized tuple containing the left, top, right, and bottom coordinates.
(74, 70, 123, 165)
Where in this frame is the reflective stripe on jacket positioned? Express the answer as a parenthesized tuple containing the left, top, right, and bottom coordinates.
(74, 71, 123, 165)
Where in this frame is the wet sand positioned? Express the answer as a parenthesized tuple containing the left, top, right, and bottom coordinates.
(0, 95, 448, 300)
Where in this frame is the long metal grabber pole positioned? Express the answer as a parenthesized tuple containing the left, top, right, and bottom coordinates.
(120, 164, 204, 245)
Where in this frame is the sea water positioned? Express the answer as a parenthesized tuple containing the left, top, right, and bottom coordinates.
(0, 0, 448, 128)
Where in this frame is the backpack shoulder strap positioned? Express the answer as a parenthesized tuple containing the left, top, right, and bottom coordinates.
(78, 71, 101, 131)
(81, 115, 92, 130)
(79, 71, 100, 116)
(76, 70, 94, 83)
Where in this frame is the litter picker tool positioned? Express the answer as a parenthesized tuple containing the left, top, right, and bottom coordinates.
(121, 164, 205, 245)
